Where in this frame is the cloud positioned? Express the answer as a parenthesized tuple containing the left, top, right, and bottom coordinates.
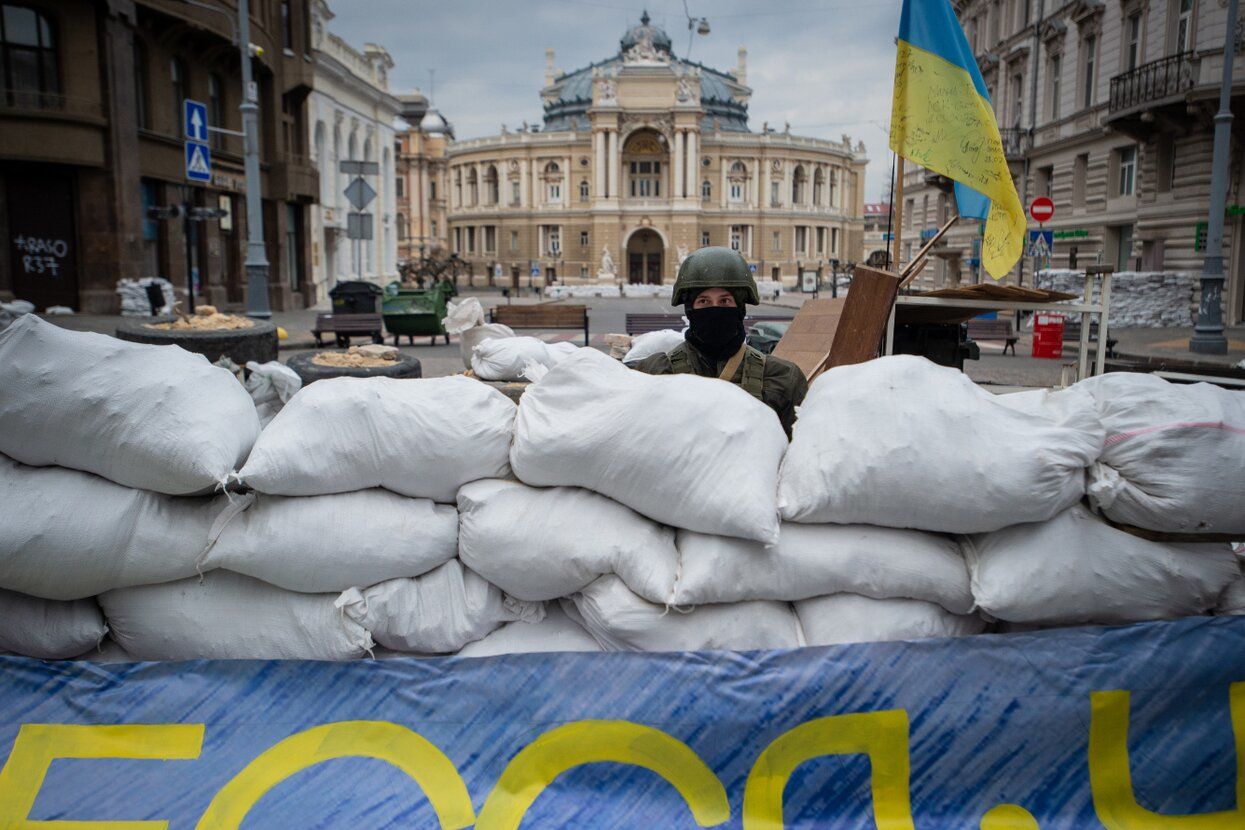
(325, 0, 903, 200)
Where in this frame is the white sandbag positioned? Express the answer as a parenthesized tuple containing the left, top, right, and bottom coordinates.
(457, 604, 602, 657)
(244, 360, 301, 426)
(456, 479, 679, 603)
(674, 523, 973, 613)
(0, 589, 108, 659)
(622, 329, 685, 364)
(963, 504, 1239, 626)
(778, 356, 1103, 532)
(69, 637, 135, 663)
(1219, 555, 1245, 615)
(336, 560, 543, 654)
(0, 316, 260, 494)
(101, 571, 372, 660)
(512, 348, 787, 543)
(0, 457, 217, 600)
(795, 593, 984, 647)
(1077, 373, 1245, 534)
(562, 575, 801, 652)
(470, 336, 575, 381)
(201, 490, 458, 593)
(237, 376, 516, 502)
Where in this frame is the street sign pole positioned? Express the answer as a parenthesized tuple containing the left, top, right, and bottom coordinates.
(238, 0, 271, 320)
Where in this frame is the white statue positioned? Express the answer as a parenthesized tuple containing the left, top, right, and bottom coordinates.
(676, 244, 690, 268)
(676, 73, 695, 104)
(598, 245, 617, 280)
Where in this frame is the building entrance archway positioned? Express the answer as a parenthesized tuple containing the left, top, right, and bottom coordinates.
(626, 229, 663, 284)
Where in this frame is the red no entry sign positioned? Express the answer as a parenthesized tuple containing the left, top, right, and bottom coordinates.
(1029, 197, 1055, 224)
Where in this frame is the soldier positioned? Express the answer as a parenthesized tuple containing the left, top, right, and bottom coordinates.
(630, 246, 808, 437)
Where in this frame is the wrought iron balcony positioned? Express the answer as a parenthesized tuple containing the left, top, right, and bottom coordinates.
(1110, 52, 1197, 113)
(997, 127, 1030, 160)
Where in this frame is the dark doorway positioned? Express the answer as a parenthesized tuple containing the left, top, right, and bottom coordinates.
(8, 171, 78, 310)
(626, 228, 663, 284)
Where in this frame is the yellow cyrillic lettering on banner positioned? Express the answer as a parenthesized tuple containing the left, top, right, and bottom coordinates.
(195, 721, 473, 830)
(742, 710, 914, 830)
(0, 723, 204, 830)
(474, 719, 729, 829)
(980, 803, 1041, 829)
(1090, 683, 1245, 828)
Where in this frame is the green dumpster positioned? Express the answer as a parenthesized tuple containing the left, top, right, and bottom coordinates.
(382, 283, 451, 345)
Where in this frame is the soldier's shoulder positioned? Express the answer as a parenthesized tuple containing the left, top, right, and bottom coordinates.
(627, 350, 676, 375)
(762, 353, 805, 382)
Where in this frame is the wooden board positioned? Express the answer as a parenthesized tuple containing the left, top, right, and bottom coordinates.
(818, 265, 901, 376)
(771, 297, 847, 379)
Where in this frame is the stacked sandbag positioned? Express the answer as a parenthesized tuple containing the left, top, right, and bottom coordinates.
(470, 337, 578, 381)
(244, 360, 301, 427)
(458, 605, 603, 656)
(622, 329, 684, 364)
(795, 594, 985, 647)
(778, 356, 1103, 533)
(441, 297, 513, 369)
(1077, 373, 1245, 535)
(102, 571, 373, 661)
(512, 348, 788, 543)
(0, 589, 108, 660)
(964, 504, 1238, 626)
(1219, 558, 1245, 616)
(0, 315, 260, 495)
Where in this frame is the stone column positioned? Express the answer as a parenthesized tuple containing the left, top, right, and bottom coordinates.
(594, 130, 605, 197)
(673, 130, 685, 200)
(519, 158, 528, 207)
(686, 130, 699, 200)
(608, 129, 620, 199)
(563, 155, 571, 208)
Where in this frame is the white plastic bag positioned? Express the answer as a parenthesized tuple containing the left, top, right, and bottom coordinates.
(562, 575, 801, 652)
(674, 523, 973, 613)
(457, 604, 602, 656)
(795, 593, 984, 647)
(1078, 373, 1245, 534)
(443, 298, 516, 369)
(512, 348, 788, 543)
(244, 360, 301, 426)
(201, 490, 458, 593)
(963, 504, 1238, 625)
(0, 589, 108, 659)
(778, 356, 1103, 532)
(336, 560, 543, 654)
(470, 336, 575, 381)
(238, 376, 516, 502)
(101, 571, 373, 660)
(622, 329, 685, 364)
(0, 315, 260, 494)
(456, 479, 680, 603)
(0, 457, 216, 600)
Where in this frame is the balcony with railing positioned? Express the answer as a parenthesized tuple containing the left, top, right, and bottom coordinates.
(997, 127, 1031, 161)
(1108, 52, 1198, 135)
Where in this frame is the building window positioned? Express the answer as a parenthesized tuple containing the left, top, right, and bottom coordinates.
(466, 226, 476, 254)
(813, 169, 825, 205)
(771, 230, 781, 252)
(905, 197, 914, 227)
(453, 227, 462, 253)
(0, 4, 59, 107)
(547, 181, 561, 201)
(831, 227, 840, 254)
(1048, 53, 1061, 120)
(284, 204, 301, 290)
(208, 73, 224, 148)
(430, 219, 437, 237)
(510, 230, 519, 252)
(770, 180, 780, 207)
(540, 225, 561, 256)
(483, 225, 496, 254)
(430, 179, 437, 200)
(792, 165, 807, 204)
(466, 168, 478, 206)
(829, 169, 839, 206)
(728, 161, 747, 203)
(579, 179, 589, 201)
(543, 161, 562, 203)
(730, 225, 749, 254)
(511, 180, 520, 206)
(484, 165, 499, 205)
(628, 160, 661, 197)
(794, 226, 807, 255)
(1175, 0, 1193, 54)
(1117, 145, 1136, 196)
(395, 176, 404, 198)
(134, 40, 149, 128)
(170, 57, 187, 134)
(816, 226, 826, 254)
(579, 230, 588, 246)
(1073, 153, 1089, 206)
(1037, 165, 1054, 199)
(701, 180, 711, 200)
(281, 0, 294, 50)
(1156, 134, 1176, 192)
(700, 231, 710, 247)
(1126, 12, 1142, 70)
(1081, 34, 1096, 109)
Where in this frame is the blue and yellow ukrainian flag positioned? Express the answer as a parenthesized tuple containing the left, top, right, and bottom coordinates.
(890, 0, 1025, 279)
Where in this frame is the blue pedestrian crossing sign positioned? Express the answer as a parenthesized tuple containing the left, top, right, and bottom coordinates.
(185, 141, 212, 183)
(184, 99, 209, 142)
(530, 266, 540, 277)
(1026, 229, 1053, 259)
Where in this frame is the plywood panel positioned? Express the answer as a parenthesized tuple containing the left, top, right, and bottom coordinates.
(771, 297, 846, 379)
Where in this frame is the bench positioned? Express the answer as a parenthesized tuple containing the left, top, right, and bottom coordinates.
(490, 303, 589, 345)
(965, 319, 1017, 355)
(312, 313, 385, 348)
(624, 313, 791, 336)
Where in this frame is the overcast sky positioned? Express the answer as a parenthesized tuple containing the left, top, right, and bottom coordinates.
(326, 0, 904, 202)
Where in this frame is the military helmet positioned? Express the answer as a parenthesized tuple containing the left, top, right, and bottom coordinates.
(671, 246, 760, 306)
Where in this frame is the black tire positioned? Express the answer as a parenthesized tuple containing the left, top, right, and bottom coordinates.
(286, 350, 422, 386)
(115, 317, 278, 364)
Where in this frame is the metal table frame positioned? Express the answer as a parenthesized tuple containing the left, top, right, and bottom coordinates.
(884, 271, 1113, 380)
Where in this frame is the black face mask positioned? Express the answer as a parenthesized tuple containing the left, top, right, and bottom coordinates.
(685, 304, 746, 361)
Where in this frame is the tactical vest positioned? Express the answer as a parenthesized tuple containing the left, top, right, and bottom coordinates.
(667, 342, 767, 401)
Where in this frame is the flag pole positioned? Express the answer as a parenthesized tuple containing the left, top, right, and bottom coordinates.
(891, 156, 905, 272)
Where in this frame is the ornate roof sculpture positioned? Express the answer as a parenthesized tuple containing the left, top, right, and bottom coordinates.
(542, 11, 751, 133)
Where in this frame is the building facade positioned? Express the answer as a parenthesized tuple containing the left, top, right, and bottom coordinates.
(308, 0, 399, 302)
(900, 0, 1245, 324)
(444, 14, 868, 288)
(394, 91, 453, 264)
(0, 0, 320, 313)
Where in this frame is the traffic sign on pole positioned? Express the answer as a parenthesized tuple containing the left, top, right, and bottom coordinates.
(344, 178, 377, 211)
(185, 142, 212, 183)
(1026, 229, 1054, 258)
(1029, 197, 1055, 224)
(184, 99, 208, 142)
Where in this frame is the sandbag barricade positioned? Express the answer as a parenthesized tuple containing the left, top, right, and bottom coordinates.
(469, 336, 578, 381)
(0, 589, 108, 660)
(795, 593, 985, 647)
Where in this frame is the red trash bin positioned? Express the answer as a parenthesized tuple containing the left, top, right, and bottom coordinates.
(1031, 313, 1065, 359)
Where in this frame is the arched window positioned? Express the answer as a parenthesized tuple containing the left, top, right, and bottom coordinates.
(454, 167, 462, 207)
(170, 57, 188, 134)
(792, 164, 807, 205)
(728, 161, 747, 203)
(813, 168, 825, 206)
(622, 131, 665, 199)
(543, 161, 562, 203)
(466, 167, 478, 206)
(578, 179, 589, 201)
(133, 40, 149, 128)
(484, 165, 499, 205)
(2, 4, 59, 107)
(829, 167, 839, 206)
(701, 180, 711, 200)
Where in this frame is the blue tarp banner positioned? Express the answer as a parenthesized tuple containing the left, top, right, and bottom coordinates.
(1, 616, 1243, 828)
